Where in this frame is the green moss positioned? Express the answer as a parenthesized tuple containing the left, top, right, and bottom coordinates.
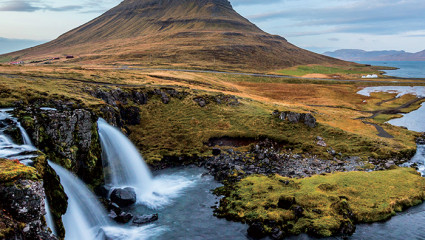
(216, 168, 425, 237)
(0, 159, 39, 182)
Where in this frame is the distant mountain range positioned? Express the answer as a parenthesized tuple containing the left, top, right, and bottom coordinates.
(323, 49, 425, 61)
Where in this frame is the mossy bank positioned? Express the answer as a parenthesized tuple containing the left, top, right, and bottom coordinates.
(215, 167, 425, 239)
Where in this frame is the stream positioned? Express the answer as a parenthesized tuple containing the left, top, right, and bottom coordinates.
(1, 84, 424, 240)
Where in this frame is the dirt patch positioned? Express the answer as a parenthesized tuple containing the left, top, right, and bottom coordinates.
(302, 73, 330, 79)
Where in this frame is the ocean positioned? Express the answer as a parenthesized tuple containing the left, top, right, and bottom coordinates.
(356, 61, 425, 79)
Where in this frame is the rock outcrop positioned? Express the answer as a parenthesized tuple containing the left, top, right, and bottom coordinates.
(273, 110, 317, 128)
(0, 159, 57, 240)
(16, 107, 102, 184)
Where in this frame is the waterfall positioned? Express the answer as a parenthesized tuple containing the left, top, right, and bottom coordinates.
(49, 161, 163, 240)
(97, 119, 153, 192)
(49, 161, 111, 240)
(17, 122, 33, 146)
(97, 119, 195, 209)
(44, 199, 57, 236)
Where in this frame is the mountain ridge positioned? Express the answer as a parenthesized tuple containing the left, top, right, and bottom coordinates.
(324, 49, 425, 61)
(1, 0, 346, 71)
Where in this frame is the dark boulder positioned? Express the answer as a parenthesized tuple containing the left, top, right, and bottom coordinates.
(278, 196, 295, 209)
(212, 148, 221, 156)
(247, 222, 268, 239)
(132, 214, 159, 226)
(271, 227, 284, 240)
(194, 97, 208, 107)
(302, 113, 317, 128)
(287, 112, 301, 123)
(110, 187, 137, 207)
(292, 205, 304, 218)
(132, 91, 148, 105)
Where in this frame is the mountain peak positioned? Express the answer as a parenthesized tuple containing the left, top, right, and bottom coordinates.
(2, 0, 344, 70)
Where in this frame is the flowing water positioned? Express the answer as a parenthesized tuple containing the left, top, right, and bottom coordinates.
(50, 161, 163, 240)
(0, 109, 57, 234)
(44, 199, 57, 236)
(98, 119, 194, 209)
(98, 119, 153, 190)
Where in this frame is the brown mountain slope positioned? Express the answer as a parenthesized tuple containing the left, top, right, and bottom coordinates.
(2, 0, 348, 71)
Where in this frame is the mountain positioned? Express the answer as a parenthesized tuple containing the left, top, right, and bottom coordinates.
(324, 49, 425, 61)
(1, 0, 346, 70)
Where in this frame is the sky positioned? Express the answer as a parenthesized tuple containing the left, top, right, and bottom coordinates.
(0, 0, 424, 54)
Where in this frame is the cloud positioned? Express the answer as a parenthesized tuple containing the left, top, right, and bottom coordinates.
(0, 0, 82, 12)
(247, 0, 425, 36)
(0, 1, 39, 12)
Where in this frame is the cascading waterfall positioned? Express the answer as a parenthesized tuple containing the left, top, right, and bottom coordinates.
(97, 119, 153, 191)
(1, 109, 56, 235)
(49, 161, 162, 240)
(17, 122, 33, 146)
(49, 161, 111, 240)
(97, 118, 195, 208)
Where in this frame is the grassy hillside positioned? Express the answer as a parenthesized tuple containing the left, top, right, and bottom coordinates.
(0, 65, 421, 164)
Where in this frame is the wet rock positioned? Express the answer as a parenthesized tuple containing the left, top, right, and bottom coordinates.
(132, 214, 159, 226)
(110, 187, 137, 207)
(108, 202, 122, 215)
(247, 222, 268, 239)
(271, 227, 284, 240)
(109, 210, 133, 224)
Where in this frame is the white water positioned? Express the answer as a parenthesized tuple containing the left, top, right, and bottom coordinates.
(49, 161, 111, 240)
(0, 109, 37, 162)
(44, 199, 57, 236)
(98, 119, 152, 188)
(17, 122, 33, 146)
(98, 119, 195, 209)
(50, 161, 163, 240)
